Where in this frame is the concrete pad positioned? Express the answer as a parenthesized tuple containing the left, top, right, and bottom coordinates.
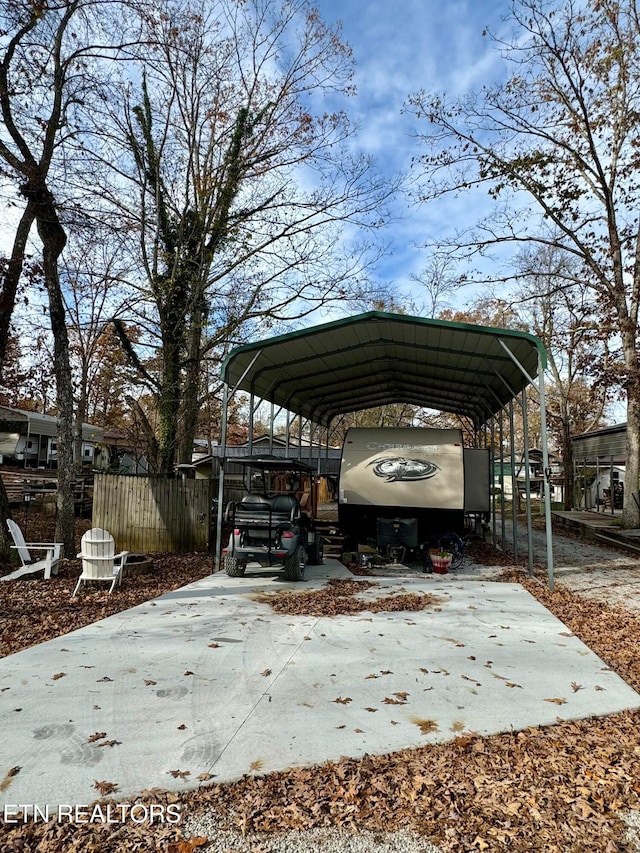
(0, 562, 638, 810)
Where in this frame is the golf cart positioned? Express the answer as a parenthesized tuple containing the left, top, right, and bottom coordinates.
(222, 455, 323, 581)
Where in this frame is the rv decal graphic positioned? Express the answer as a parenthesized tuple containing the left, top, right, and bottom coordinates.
(368, 456, 439, 482)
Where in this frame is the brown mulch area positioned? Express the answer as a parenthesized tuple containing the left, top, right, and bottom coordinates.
(254, 578, 440, 617)
(4, 518, 640, 851)
(1, 509, 212, 658)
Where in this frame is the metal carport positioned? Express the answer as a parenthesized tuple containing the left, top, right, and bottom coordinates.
(216, 311, 554, 586)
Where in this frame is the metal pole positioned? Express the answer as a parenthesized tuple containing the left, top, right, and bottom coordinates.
(610, 454, 615, 515)
(499, 407, 506, 552)
(269, 401, 274, 454)
(509, 399, 518, 560)
(537, 364, 555, 590)
(248, 393, 254, 454)
(490, 418, 497, 547)
(214, 380, 230, 571)
(522, 389, 534, 576)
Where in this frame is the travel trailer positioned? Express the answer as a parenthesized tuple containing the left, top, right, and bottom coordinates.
(338, 427, 491, 552)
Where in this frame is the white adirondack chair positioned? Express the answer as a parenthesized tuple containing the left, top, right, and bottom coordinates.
(73, 528, 129, 597)
(3, 519, 61, 580)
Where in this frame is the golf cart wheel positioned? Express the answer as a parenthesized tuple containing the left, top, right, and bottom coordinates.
(224, 555, 246, 577)
(284, 545, 306, 581)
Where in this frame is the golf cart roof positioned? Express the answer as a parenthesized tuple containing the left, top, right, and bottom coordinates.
(230, 454, 316, 473)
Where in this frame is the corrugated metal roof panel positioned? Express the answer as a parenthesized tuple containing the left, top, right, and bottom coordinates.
(221, 312, 545, 427)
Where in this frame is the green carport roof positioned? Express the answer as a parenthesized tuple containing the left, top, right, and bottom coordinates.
(221, 312, 546, 428)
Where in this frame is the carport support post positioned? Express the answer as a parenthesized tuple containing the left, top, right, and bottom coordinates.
(490, 418, 497, 546)
(610, 455, 615, 515)
(522, 389, 534, 576)
(214, 379, 230, 571)
(248, 393, 254, 454)
(499, 407, 506, 551)
(509, 400, 518, 560)
(537, 365, 555, 590)
(269, 401, 275, 453)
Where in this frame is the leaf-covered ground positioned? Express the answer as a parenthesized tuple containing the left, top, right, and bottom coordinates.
(0, 554, 212, 658)
(2, 515, 640, 851)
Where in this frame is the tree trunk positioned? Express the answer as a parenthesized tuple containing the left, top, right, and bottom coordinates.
(0, 203, 37, 562)
(177, 292, 206, 465)
(624, 392, 640, 528)
(0, 203, 36, 372)
(158, 345, 181, 475)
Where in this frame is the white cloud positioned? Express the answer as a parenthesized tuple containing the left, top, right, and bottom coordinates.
(313, 0, 512, 307)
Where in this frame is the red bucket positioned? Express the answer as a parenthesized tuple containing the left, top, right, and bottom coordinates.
(430, 553, 452, 574)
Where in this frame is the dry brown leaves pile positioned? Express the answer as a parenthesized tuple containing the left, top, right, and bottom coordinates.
(5, 522, 640, 851)
(264, 578, 439, 617)
(0, 554, 211, 658)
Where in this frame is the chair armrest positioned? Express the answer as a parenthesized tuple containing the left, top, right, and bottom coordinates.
(11, 545, 54, 555)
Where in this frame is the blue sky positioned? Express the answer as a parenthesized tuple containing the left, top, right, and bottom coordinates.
(313, 0, 511, 310)
(0, 0, 511, 312)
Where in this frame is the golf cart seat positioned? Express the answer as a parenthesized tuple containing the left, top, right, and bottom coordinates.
(270, 494, 300, 524)
(234, 494, 273, 539)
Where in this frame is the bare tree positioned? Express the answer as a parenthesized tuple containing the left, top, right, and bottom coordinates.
(409, 0, 640, 526)
(0, 0, 83, 554)
(0, 0, 150, 553)
(60, 234, 135, 471)
(512, 245, 612, 508)
(90, 0, 396, 473)
(410, 255, 462, 317)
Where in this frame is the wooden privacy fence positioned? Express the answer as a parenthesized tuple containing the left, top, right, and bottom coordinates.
(93, 474, 211, 553)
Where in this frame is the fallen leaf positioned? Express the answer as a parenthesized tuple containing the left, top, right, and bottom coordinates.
(412, 717, 439, 734)
(168, 770, 191, 779)
(144, 679, 157, 686)
(51, 672, 66, 680)
(93, 780, 118, 796)
(0, 766, 21, 792)
(544, 697, 567, 705)
(333, 696, 352, 704)
(261, 668, 272, 677)
(571, 682, 583, 692)
(167, 837, 209, 853)
(208, 643, 220, 649)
